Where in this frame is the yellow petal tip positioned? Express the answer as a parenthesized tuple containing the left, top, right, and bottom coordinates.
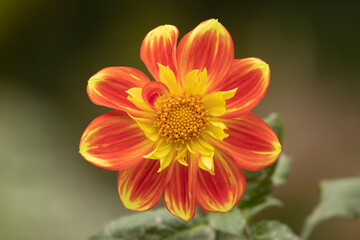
(250, 58, 270, 75)
(88, 77, 100, 89)
(206, 19, 224, 32)
(274, 141, 282, 153)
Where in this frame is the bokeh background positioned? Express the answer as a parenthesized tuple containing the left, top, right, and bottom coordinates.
(1, 0, 359, 239)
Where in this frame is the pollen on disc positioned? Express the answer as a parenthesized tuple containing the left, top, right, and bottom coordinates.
(154, 94, 209, 142)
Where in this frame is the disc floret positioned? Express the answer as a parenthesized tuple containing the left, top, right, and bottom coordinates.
(154, 94, 209, 142)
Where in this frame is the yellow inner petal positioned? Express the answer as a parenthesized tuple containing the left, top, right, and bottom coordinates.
(220, 88, 237, 100)
(202, 92, 226, 116)
(182, 68, 208, 96)
(126, 87, 156, 113)
(202, 119, 229, 141)
(128, 114, 159, 142)
(158, 64, 180, 95)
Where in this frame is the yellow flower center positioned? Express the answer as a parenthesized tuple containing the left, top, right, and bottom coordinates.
(154, 94, 209, 142)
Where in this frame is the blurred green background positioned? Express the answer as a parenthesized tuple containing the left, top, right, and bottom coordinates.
(1, 0, 359, 239)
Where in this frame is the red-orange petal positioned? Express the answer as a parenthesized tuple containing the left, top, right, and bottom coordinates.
(140, 25, 179, 80)
(163, 152, 199, 221)
(221, 58, 271, 118)
(142, 81, 170, 110)
(213, 112, 282, 171)
(196, 150, 245, 212)
(87, 67, 150, 117)
(177, 19, 234, 91)
(118, 159, 169, 211)
(79, 111, 153, 170)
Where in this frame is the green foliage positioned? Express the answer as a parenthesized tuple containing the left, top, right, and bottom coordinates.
(208, 208, 246, 236)
(90, 208, 212, 240)
(272, 153, 292, 187)
(166, 224, 215, 240)
(301, 177, 360, 240)
(243, 197, 283, 220)
(239, 165, 276, 208)
(251, 220, 300, 240)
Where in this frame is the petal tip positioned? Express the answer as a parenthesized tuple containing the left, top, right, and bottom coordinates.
(273, 141, 282, 155)
(180, 214, 194, 221)
(120, 198, 150, 212)
(200, 18, 227, 34)
(250, 58, 270, 76)
(146, 25, 175, 43)
(164, 198, 196, 221)
(205, 204, 235, 213)
(170, 209, 195, 221)
(87, 76, 99, 89)
(78, 138, 88, 156)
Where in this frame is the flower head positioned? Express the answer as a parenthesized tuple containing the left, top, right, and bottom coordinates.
(80, 19, 281, 221)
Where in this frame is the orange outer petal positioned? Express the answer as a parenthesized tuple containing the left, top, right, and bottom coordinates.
(79, 111, 153, 170)
(196, 150, 245, 212)
(177, 19, 234, 91)
(163, 152, 199, 221)
(142, 81, 170, 110)
(221, 58, 271, 118)
(87, 67, 150, 117)
(118, 159, 170, 211)
(140, 25, 179, 80)
(213, 112, 282, 171)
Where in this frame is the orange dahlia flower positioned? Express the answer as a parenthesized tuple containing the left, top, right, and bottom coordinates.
(79, 19, 281, 221)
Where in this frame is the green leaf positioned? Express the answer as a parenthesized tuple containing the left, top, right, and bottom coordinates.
(164, 224, 215, 240)
(238, 113, 285, 208)
(251, 220, 300, 240)
(272, 153, 292, 186)
(263, 112, 284, 144)
(89, 208, 211, 240)
(244, 197, 283, 220)
(301, 176, 360, 240)
(208, 208, 246, 236)
(238, 166, 276, 208)
(215, 232, 241, 240)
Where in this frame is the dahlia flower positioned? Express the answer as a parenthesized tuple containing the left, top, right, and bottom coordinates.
(80, 19, 281, 221)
